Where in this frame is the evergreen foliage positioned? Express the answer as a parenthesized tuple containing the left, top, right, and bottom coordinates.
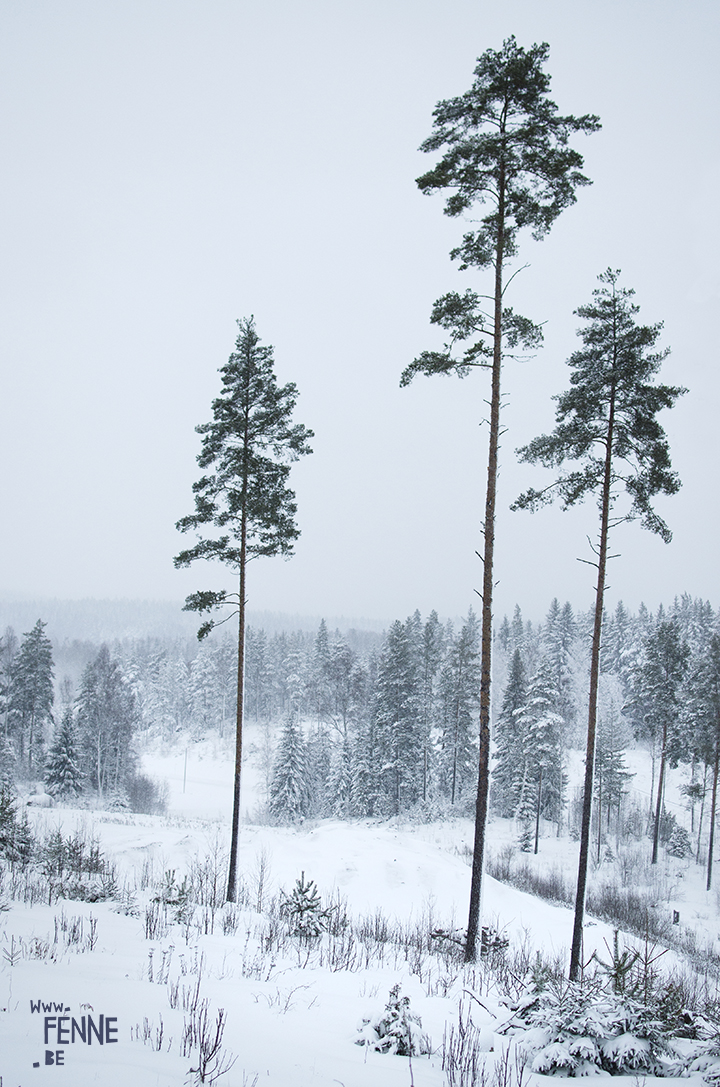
(403, 36, 599, 962)
(517, 661, 566, 825)
(8, 620, 54, 774)
(437, 610, 480, 807)
(513, 269, 685, 980)
(594, 702, 634, 853)
(357, 984, 429, 1057)
(492, 648, 528, 816)
(635, 620, 689, 864)
(75, 645, 136, 801)
(682, 633, 720, 888)
(373, 618, 422, 815)
(279, 872, 330, 938)
(174, 316, 312, 901)
(269, 713, 311, 823)
(44, 707, 83, 798)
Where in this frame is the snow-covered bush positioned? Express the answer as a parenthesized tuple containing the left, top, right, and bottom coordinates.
(499, 976, 678, 1076)
(356, 984, 431, 1056)
(153, 869, 192, 922)
(279, 872, 330, 938)
(666, 824, 692, 858)
(518, 825, 533, 852)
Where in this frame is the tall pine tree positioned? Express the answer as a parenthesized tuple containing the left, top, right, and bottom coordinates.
(175, 316, 313, 901)
(402, 38, 599, 962)
(513, 269, 685, 980)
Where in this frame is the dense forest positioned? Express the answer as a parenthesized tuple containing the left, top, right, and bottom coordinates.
(1, 594, 717, 864)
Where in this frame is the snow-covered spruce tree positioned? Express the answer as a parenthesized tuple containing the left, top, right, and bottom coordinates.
(269, 712, 311, 823)
(542, 598, 578, 741)
(306, 620, 332, 724)
(305, 718, 332, 817)
(279, 872, 330, 938)
(189, 645, 221, 737)
(513, 269, 685, 980)
(491, 647, 528, 817)
(76, 645, 137, 802)
(0, 627, 18, 743)
(0, 731, 14, 791)
(174, 316, 313, 901)
(327, 640, 366, 737)
(515, 661, 566, 848)
(602, 600, 635, 693)
(325, 641, 366, 818)
(403, 38, 599, 962)
(44, 706, 83, 798)
(683, 633, 720, 888)
(419, 611, 445, 803)
(373, 618, 422, 815)
(594, 699, 633, 854)
(437, 610, 480, 808)
(245, 627, 272, 720)
(7, 619, 54, 775)
(635, 620, 689, 864)
(327, 733, 354, 818)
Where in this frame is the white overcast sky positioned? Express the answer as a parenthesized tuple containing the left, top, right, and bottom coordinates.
(1, 0, 718, 626)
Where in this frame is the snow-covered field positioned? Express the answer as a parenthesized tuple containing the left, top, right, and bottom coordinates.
(1, 727, 718, 1087)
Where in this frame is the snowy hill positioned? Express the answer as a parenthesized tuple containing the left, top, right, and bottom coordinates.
(3, 733, 720, 1086)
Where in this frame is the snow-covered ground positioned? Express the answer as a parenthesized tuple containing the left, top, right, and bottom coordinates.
(1, 726, 718, 1087)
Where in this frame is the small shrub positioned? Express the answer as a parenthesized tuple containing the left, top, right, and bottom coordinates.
(356, 984, 431, 1056)
(518, 826, 533, 853)
(279, 873, 330, 939)
(500, 976, 676, 1076)
(667, 825, 692, 859)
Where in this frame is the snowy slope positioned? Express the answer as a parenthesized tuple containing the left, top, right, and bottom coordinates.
(1, 734, 716, 1087)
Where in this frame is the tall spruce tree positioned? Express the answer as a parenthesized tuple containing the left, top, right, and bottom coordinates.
(513, 269, 685, 980)
(594, 700, 633, 857)
(174, 316, 313, 901)
(0, 627, 18, 741)
(76, 645, 136, 801)
(491, 647, 528, 817)
(8, 620, 54, 775)
(516, 661, 565, 846)
(437, 610, 481, 807)
(683, 633, 720, 889)
(269, 712, 311, 823)
(637, 620, 689, 864)
(45, 706, 83, 798)
(419, 611, 445, 802)
(373, 618, 422, 815)
(402, 38, 599, 961)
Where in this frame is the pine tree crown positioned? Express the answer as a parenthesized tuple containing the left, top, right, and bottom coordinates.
(512, 270, 686, 542)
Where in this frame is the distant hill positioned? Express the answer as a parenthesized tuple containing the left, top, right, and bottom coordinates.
(0, 598, 388, 644)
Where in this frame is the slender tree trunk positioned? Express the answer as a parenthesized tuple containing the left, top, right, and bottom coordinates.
(569, 388, 616, 982)
(226, 522, 248, 903)
(451, 687, 461, 806)
(465, 159, 505, 964)
(651, 717, 668, 865)
(706, 733, 720, 891)
(597, 772, 602, 864)
(649, 738, 656, 832)
(534, 766, 543, 854)
(697, 762, 708, 863)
